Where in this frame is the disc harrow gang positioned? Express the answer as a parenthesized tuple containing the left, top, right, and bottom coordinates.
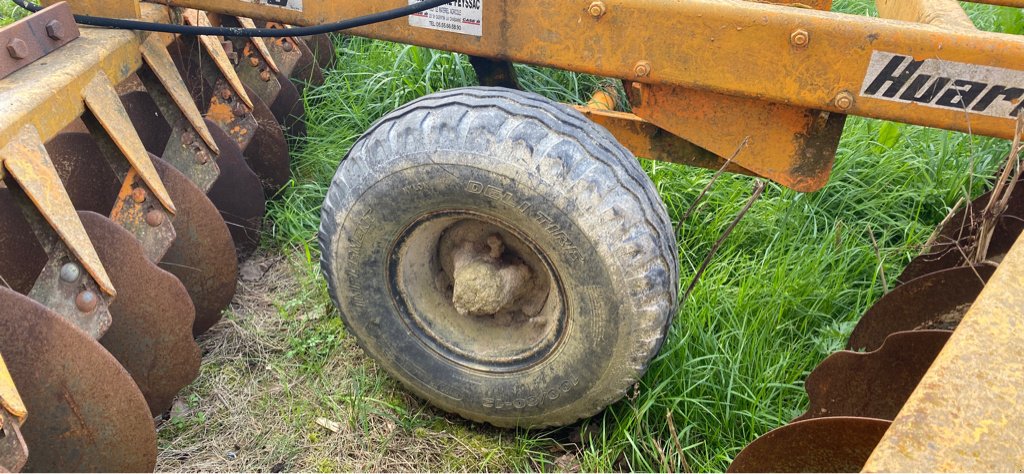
(731, 166, 1024, 471)
(0, 4, 324, 470)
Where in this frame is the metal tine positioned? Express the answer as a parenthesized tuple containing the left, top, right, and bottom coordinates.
(182, 9, 255, 109)
(83, 72, 176, 215)
(0, 125, 115, 297)
(236, 17, 280, 74)
(140, 34, 220, 156)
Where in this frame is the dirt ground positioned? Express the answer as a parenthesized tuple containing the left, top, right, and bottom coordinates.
(154, 251, 546, 472)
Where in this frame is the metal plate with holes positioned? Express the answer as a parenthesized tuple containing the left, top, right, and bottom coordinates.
(0, 2, 79, 80)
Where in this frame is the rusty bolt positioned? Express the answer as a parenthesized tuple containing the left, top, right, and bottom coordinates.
(75, 290, 99, 313)
(249, 56, 260, 67)
(260, 69, 272, 82)
(220, 88, 233, 101)
(588, 1, 607, 18)
(45, 20, 65, 40)
(633, 61, 651, 78)
(181, 131, 195, 145)
(59, 263, 81, 283)
(146, 209, 166, 227)
(196, 150, 211, 164)
(232, 103, 248, 117)
(790, 29, 810, 47)
(131, 187, 148, 204)
(6, 39, 28, 60)
(834, 91, 855, 110)
(281, 40, 293, 52)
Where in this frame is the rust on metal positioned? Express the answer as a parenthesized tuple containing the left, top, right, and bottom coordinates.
(82, 71, 176, 214)
(0, 125, 115, 296)
(876, 0, 977, 30)
(864, 232, 1024, 471)
(46, 130, 123, 215)
(0, 286, 155, 472)
(182, 9, 254, 108)
(0, 2, 79, 80)
(79, 211, 201, 416)
(238, 83, 291, 194)
(0, 188, 48, 295)
(236, 17, 280, 73)
(848, 265, 994, 352)
(107, 169, 177, 263)
(202, 117, 265, 257)
(152, 157, 238, 336)
(797, 330, 951, 422)
(140, 34, 220, 154)
(628, 83, 846, 192)
(728, 417, 890, 472)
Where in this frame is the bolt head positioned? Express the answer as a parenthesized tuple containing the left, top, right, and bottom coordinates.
(232, 103, 248, 117)
(281, 41, 293, 52)
(45, 20, 64, 40)
(790, 29, 810, 47)
(220, 88, 233, 101)
(835, 91, 855, 110)
(633, 61, 651, 78)
(131, 187, 148, 204)
(260, 69, 272, 82)
(196, 150, 210, 164)
(6, 39, 28, 60)
(75, 290, 99, 313)
(181, 131, 196, 145)
(249, 56, 260, 67)
(588, 1, 607, 18)
(146, 209, 166, 227)
(59, 263, 81, 283)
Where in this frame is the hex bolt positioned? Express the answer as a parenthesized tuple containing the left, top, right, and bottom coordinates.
(249, 56, 260, 67)
(181, 131, 195, 145)
(196, 150, 211, 165)
(281, 40, 293, 52)
(790, 29, 810, 47)
(131, 187, 147, 203)
(232, 103, 248, 117)
(220, 88, 233, 101)
(59, 263, 81, 283)
(633, 61, 652, 78)
(6, 39, 28, 60)
(260, 69, 272, 82)
(75, 290, 99, 313)
(45, 20, 65, 40)
(146, 209, 166, 227)
(835, 91, 855, 110)
(588, 1, 607, 18)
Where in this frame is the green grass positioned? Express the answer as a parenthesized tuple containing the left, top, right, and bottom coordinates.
(265, 1, 1019, 471)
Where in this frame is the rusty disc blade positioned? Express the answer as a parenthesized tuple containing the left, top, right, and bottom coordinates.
(120, 90, 172, 155)
(80, 211, 201, 415)
(290, 38, 325, 89)
(204, 118, 265, 256)
(152, 157, 239, 336)
(727, 417, 890, 473)
(301, 34, 335, 70)
(167, 37, 214, 110)
(797, 330, 952, 422)
(0, 286, 156, 472)
(243, 83, 292, 195)
(270, 71, 307, 139)
(45, 130, 121, 215)
(848, 265, 994, 352)
(0, 188, 46, 294)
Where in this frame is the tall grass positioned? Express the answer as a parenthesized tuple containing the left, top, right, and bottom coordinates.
(266, 0, 1019, 471)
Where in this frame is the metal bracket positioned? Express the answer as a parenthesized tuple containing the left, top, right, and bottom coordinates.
(0, 2, 79, 80)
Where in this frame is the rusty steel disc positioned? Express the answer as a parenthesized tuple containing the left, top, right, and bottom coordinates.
(45, 130, 121, 215)
(79, 211, 201, 415)
(0, 188, 46, 294)
(302, 34, 335, 70)
(270, 70, 307, 139)
(290, 38, 325, 89)
(0, 286, 156, 472)
(242, 83, 292, 195)
(848, 265, 994, 352)
(152, 157, 239, 336)
(727, 417, 890, 473)
(203, 118, 265, 256)
(120, 90, 172, 154)
(796, 330, 952, 422)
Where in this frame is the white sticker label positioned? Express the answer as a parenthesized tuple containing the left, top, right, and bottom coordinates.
(408, 0, 482, 37)
(860, 51, 1024, 119)
(241, 0, 302, 12)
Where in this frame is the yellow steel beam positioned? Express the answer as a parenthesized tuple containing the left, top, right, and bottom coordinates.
(863, 234, 1024, 471)
(876, 0, 976, 31)
(963, 0, 1024, 7)
(157, 0, 1024, 140)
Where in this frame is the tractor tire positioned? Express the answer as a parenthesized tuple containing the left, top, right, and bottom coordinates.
(319, 87, 678, 428)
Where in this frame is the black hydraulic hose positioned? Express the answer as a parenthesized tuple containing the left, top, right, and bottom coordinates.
(12, 0, 456, 37)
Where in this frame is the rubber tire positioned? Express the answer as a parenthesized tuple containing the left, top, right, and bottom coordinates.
(319, 87, 678, 428)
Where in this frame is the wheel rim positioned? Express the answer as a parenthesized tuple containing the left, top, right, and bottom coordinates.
(388, 210, 569, 373)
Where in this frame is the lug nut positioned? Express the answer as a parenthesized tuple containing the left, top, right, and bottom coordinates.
(835, 91, 855, 110)
(146, 209, 166, 227)
(633, 61, 651, 78)
(588, 1, 607, 18)
(6, 39, 28, 60)
(59, 263, 81, 283)
(281, 41, 293, 52)
(131, 187, 147, 203)
(790, 29, 810, 47)
(45, 20, 64, 40)
(260, 69, 272, 82)
(75, 290, 99, 313)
